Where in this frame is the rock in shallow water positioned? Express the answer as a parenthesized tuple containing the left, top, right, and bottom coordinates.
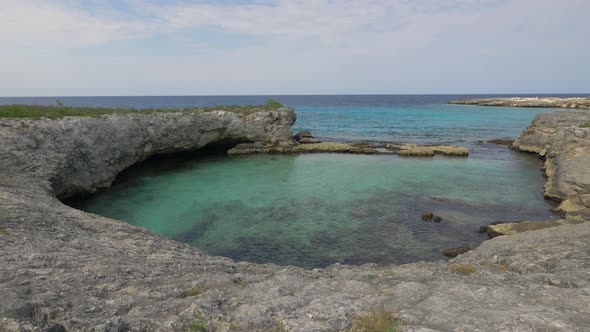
(386, 144, 469, 157)
(441, 246, 471, 257)
(487, 219, 587, 237)
(421, 211, 434, 221)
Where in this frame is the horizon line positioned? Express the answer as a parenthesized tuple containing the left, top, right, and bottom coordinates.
(1, 93, 590, 98)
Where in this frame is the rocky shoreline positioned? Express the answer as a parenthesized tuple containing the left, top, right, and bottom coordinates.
(228, 128, 470, 157)
(449, 97, 590, 110)
(1, 108, 590, 331)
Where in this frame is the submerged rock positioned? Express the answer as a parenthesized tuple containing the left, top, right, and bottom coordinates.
(421, 211, 434, 221)
(442, 246, 471, 257)
(433, 216, 442, 222)
(488, 139, 514, 146)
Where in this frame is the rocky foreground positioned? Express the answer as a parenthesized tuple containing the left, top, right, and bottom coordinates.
(449, 97, 590, 110)
(1, 108, 590, 331)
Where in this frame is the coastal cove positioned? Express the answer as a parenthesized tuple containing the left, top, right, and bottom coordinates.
(69, 149, 556, 268)
(1, 97, 590, 331)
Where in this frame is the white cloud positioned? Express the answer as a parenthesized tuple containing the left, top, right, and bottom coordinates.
(0, 0, 589, 95)
(0, 0, 149, 46)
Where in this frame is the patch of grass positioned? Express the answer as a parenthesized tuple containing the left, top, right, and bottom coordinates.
(187, 319, 207, 332)
(450, 263, 477, 275)
(0, 99, 286, 119)
(579, 121, 590, 128)
(481, 262, 509, 272)
(491, 263, 509, 272)
(263, 99, 284, 110)
(182, 285, 207, 298)
(0, 229, 13, 237)
(346, 309, 401, 332)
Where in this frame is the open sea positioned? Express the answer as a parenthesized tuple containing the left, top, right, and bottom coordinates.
(4, 94, 572, 268)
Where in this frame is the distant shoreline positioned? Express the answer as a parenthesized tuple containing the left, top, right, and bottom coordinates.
(449, 97, 590, 110)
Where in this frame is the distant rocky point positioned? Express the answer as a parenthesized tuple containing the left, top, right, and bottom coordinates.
(449, 97, 590, 109)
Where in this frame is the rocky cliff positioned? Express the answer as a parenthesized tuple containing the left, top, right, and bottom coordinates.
(513, 111, 590, 221)
(0, 109, 296, 199)
(1, 109, 589, 331)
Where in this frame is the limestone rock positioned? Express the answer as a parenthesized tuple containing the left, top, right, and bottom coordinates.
(449, 97, 590, 110)
(228, 141, 377, 155)
(441, 246, 471, 257)
(421, 211, 434, 221)
(487, 219, 588, 237)
(513, 111, 590, 220)
(294, 130, 320, 144)
(297, 137, 320, 144)
(386, 144, 469, 157)
(2, 108, 590, 331)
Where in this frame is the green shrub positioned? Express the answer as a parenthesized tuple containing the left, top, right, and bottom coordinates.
(187, 319, 207, 332)
(0, 102, 288, 120)
(264, 99, 284, 110)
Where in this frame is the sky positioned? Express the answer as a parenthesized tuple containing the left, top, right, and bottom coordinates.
(1, 0, 589, 96)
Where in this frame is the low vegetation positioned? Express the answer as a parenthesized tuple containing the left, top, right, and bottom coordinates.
(347, 309, 401, 332)
(182, 285, 207, 298)
(580, 121, 590, 128)
(450, 263, 477, 275)
(0, 229, 13, 237)
(0, 99, 285, 119)
(187, 319, 207, 332)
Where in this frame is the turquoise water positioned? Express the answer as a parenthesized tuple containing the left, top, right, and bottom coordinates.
(293, 103, 557, 146)
(44, 95, 564, 268)
(72, 152, 557, 268)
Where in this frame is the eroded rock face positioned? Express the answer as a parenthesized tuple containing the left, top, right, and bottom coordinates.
(513, 111, 590, 221)
(0, 109, 296, 198)
(1, 109, 590, 331)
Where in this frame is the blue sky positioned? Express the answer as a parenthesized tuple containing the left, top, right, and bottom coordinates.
(1, 0, 589, 96)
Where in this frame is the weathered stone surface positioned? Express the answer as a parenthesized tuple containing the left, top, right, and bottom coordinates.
(228, 141, 376, 155)
(487, 219, 588, 237)
(294, 130, 313, 139)
(386, 144, 469, 157)
(294, 130, 321, 144)
(1, 109, 590, 331)
(421, 211, 434, 221)
(487, 139, 514, 145)
(297, 137, 320, 144)
(441, 246, 471, 257)
(513, 111, 590, 220)
(0, 108, 296, 198)
(450, 97, 590, 110)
